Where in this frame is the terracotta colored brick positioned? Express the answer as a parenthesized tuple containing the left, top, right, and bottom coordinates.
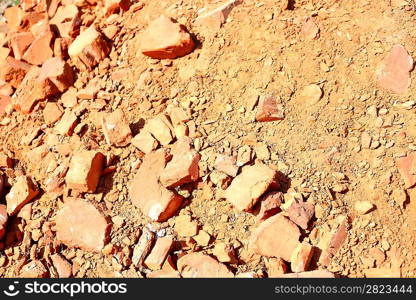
(9, 32, 35, 61)
(0, 56, 32, 88)
(55, 198, 111, 252)
(68, 26, 111, 70)
(0, 204, 7, 240)
(43, 102, 63, 125)
(22, 28, 54, 66)
(396, 153, 416, 188)
(377, 44, 413, 94)
(141, 16, 195, 59)
(76, 80, 100, 99)
(256, 94, 284, 122)
(4, 6, 24, 31)
(20, 11, 49, 32)
(318, 216, 348, 267)
(213, 242, 236, 263)
(160, 137, 200, 188)
(131, 130, 158, 154)
(177, 253, 234, 278)
(215, 154, 238, 177)
(144, 235, 174, 270)
(0, 152, 13, 168)
(132, 228, 155, 267)
(287, 199, 315, 230)
(256, 191, 283, 222)
(50, 254, 72, 278)
(19, 260, 48, 278)
(102, 109, 132, 147)
(6, 176, 39, 216)
(250, 214, 301, 261)
(39, 57, 74, 92)
(105, 0, 131, 16)
(290, 242, 314, 272)
(129, 149, 183, 222)
(50, 4, 80, 38)
(225, 163, 277, 211)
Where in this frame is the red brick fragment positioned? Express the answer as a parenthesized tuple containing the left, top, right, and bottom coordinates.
(6, 176, 39, 216)
(101, 109, 132, 147)
(256, 95, 284, 122)
(50, 254, 72, 278)
(177, 252, 234, 278)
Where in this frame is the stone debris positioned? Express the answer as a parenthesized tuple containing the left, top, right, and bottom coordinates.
(102, 109, 132, 147)
(177, 252, 234, 278)
(6, 175, 39, 216)
(55, 198, 111, 252)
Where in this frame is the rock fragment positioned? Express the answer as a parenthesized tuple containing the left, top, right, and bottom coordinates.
(6, 176, 39, 216)
(256, 95, 284, 122)
(177, 252, 234, 278)
(102, 109, 132, 147)
(144, 236, 174, 270)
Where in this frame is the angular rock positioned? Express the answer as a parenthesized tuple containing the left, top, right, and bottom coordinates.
(54, 110, 78, 136)
(55, 198, 111, 252)
(354, 200, 374, 215)
(129, 149, 183, 222)
(0, 56, 31, 88)
(132, 228, 155, 267)
(19, 260, 48, 278)
(297, 84, 322, 105)
(396, 153, 416, 188)
(256, 191, 283, 222)
(22, 28, 54, 65)
(144, 235, 174, 270)
(290, 242, 314, 272)
(0, 152, 13, 168)
(250, 214, 301, 261)
(4, 6, 24, 31)
(101, 109, 132, 147)
(39, 57, 74, 92)
(50, 4, 80, 38)
(146, 115, 174, 146)
(265, 257, 288, 277)
(287, 199, 315, 230)
(215, 154, 238, 177)
(131, 130, 158, 154)
(160, 138, 200, 188)
(9, 32, 35, 61)
(141, 16, 195, 59)
(213, 242, 236, 263)
(302, 17, 320, 40)
(256, 95, 284, 122)
(377, 44, 413, 94)
(68, 26, 111, 70)
(318, 217, 348, 267)
(147, 255, 181, 278)
(43, 102, 63, 125)
(6, 176, 39, 216)
(50, 254, 72, 278)
(225, 163, 277, 211)
(177, 253, 234, 278)
(65, 150, 105, 193)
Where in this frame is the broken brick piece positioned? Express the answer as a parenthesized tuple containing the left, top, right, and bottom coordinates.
(256, 191, 283, 222)
(141, 16, 195, 59)
(50, 4, 80, 38)
(144, 235, 174, 270)
(250, 214, 301, 262)
(225, 163, 277, 211)
(9, 32, 35, 61)
(43, 102, 63, 125)
(0, 204, 7, 240)
(50, 254, 72, 278)
(20, 260, 48, 278)
(131, 130, 158, 154)
(287, 199, 315, 230)
(177, 253, 234, 278)
(65, 150, 105, 193)
(290, 242, 314, 272)
(39, 57, 74, 92)
(55, 198, 111, 252)
(396, 153, 416, 189)
(101, 109, 132, 147)
(377, 44, 414, 94)
(54, 110, 78, 136)
(68, 26, 111, 70)
(256, 95, 284, 122)
(215, 154, 238, 177)
(146, 115, 174, 146)
(6, 176, 39, 216)
(22, 28, 54, 66)
(160, 137, 200, 188)
(0, 56, 32, 88)
(129, 149, 183, 222)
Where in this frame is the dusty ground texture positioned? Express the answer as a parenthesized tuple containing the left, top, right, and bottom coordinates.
(1, 0, 416, 278)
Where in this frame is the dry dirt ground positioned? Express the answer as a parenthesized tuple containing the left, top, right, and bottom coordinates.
(1, 0, 416, 278)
